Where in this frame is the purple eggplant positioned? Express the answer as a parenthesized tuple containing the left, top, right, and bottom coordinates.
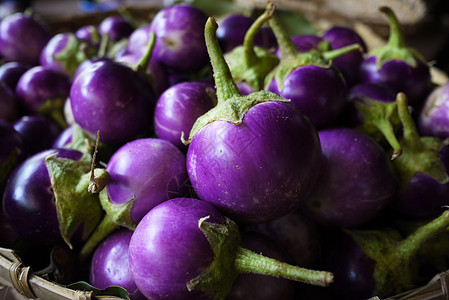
(13, 115, 62, 156)
(274, 34, 323, 58)
(224, 3, 279, 93)
(227, 232, 297, 300)
(75, 25, 101, 48)
(128, 197, 333, 299)
(389, 93, 449, 219)
(16, 66, 71, 128)
(342, 82, 402, 158)
(98, 15, 134, 42)
(244, 211, 320, 268)
(323, 210, 449, 299)
(149, 4, 209, 72)
(0, 12, 51, 64)
(322, 26, 367, 87)
(185, 17, 321, 223)
(78, 137, 189, 262)
(302, 127, 397, 228)
(70, 59, 156, 145)
(0, 80, 17, 122)
(0, 119, 24, 190)
(217, 13, 276, 53)
(0, 61, 30, 92)
(89, 229, 145, 300)
(358, 6, 432, 107)
(154, 80, 216, 151)
(2, 148, 88, 245)
(265, 11, 361, 128)
(419, 82, 449, 139)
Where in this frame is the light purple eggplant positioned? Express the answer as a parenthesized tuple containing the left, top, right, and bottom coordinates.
(0, 12, 51, 65)
(154, 80, 216, 151)
(358, 6, 432, 107)
(89, 229, 145, 300)
(0, 61, 30, 92)
(419, 82, 449, 139)
(128, 197, 334, 299)
(302, 127, 397, 228)
(148, 4, 209, 72)
(98, 15, 134, 42)
(185, 17, 322, 223)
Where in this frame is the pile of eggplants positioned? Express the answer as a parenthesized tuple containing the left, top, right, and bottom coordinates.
(1, 1, 449, 299)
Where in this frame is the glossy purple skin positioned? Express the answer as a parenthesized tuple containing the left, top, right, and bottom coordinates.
(52, 125, 73, 148)
(70, 60, 156, 145)
(324, 230, 376, 300)
(419, 83, 449, 139)
(39, 32, 74, 75)
(275, 34, 323, 58)
(115, 51, 169, 97)
(106, 138, 188, 223)
(217, 14, 277, 53)
(98, 15, 134, 42)
(392, 145, 449, 219)
(2, 148, 83, 245)
(267, 65, 347, 128)
(322, 26, 367, 87)
(13, 115, 62, 156)
(342, 82, 397, 126)
(187, 101, 321, 223)
(303, 128, 396, 227)
(154, 81, 215, 150)
(75, 25, 100, 47)
(149, 4, 209, 72)
(0, 61, 31, 92)
(129, 197, 225, 300)
(15, 66, 71, 114)
(126, 25, 151, 58)
(0, 80, 17, 122)
(227, 232, 296, 300)
(0, 13, 51, 65)
(244, 211, 320, 267)
(359, 56, 432, 107)
(90, 229, 145, 300)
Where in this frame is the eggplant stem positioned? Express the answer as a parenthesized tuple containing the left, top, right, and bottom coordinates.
(379, 6, 405, 49)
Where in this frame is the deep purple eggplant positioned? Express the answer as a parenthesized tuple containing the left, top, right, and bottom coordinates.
(2, 148, 102, 246)
(13, 115, 62, 156)
(0, 119, 24, 190)
(185, 17, 321, 223)
(0, 12, 51, 64)
(217, 13, 277, 53)
(148, 4, 209, 72)
(128, 197, 333, 299)
(227, 232, 297, 300)
(78, 137, 189, 262)
(342, 82, 402, 158)
(70, 59, 156, 145)
(16, 66, 71, 128)
(0, 80, 17, 122)
(244, 211, 320, 267)
(98, 15, 134, 42)
(322, 26, 367, 87)
(224, 3, 279, 93)
(302, 127, 397, 228)
(358, 6, 432, 107)
(419, 82, 449, 139)
(89, 229, 145, 300)
(265, 11, 361, 128)
(323, 210, 449, 299)
(0, 61, 30, 92)
(389, 93, 449, 219)
(154, 80, 216, 151)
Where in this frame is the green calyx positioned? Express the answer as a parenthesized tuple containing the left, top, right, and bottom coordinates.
(98, 187, 137, 230)
(183, 16, 289, 144)
(354, 97, 402, 159)
(369, 6, 427, 70)
(53, 33, 95, 77)
(348, 210, 449, 297)
(391, 93, 449, 192)
(224, 1, 279, 91)
(187, 217, 241, 299)
(45, 153, 103, 249)
(38, 97, 68, 129)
